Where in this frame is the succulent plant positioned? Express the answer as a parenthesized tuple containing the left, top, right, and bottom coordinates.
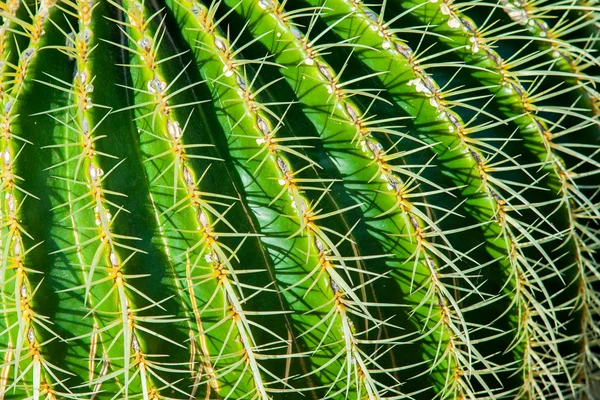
(0, 0, 599, 399)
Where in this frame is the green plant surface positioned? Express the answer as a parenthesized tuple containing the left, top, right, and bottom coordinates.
(0, 0, 598, 399)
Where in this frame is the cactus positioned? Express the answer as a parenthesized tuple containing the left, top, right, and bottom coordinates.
(0, 0, 599, 398)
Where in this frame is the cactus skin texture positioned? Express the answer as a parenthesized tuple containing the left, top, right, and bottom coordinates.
(0, 0, 600, 398)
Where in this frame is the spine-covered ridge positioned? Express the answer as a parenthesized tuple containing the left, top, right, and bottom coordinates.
(0, 1, 69, 398)
(394, 0, 600, 396)
(219, 0, 510, 397)
(167, 1, 404, 397)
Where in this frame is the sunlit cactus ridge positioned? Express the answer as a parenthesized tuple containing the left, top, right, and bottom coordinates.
(0, 0, 599, 398)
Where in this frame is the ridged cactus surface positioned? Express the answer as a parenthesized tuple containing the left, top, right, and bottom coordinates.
(0, 0, 599, 399)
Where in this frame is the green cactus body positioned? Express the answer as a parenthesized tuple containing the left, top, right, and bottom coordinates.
(0, 0, 598, 399)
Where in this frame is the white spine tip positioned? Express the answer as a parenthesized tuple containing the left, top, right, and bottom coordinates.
(82, 28, 92, 44)
(198, 210, 209, 228)
(6, 193, 14, 212)
(214, 37, 227, 52)
(167, 120, 182, 140)
(257, 116, 270, 135)
(27, 328, 35, 344)
(148, 78, 166, 94)
(22, 47, 35, 60)
(315, 238, 325, 253)
(79, 70, 88, 84)
(276, 157, 289, 173)
(139, 36, 151, 51)
(258, 0, 273, 9)
(82, 118, 90, 135)
(236, 74, 247, 91)
(132, 335, 140, 352)
(3, 148, 11, 165)
(448, 17, 460, 29)
(290, 27, 303, 39)
(88, 165, 97, 180)
(109, 252, 118, 267)
(4, 101, 12, 114)
(183, 167, 193, 184)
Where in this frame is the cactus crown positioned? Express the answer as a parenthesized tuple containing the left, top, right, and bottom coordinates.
(0, 0, 599, 399)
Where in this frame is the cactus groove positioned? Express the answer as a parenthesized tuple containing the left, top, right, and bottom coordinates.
(0, 0, 598, 399)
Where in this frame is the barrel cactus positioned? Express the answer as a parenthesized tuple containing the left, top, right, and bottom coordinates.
(0, 0, 599, 398)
